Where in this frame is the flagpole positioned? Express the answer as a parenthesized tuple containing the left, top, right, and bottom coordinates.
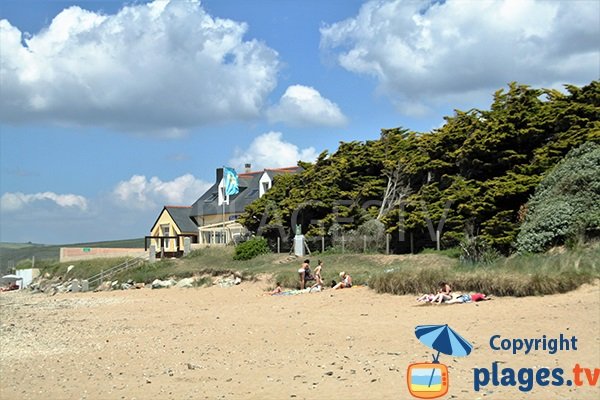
(222, 166, 225, 244)
(222, 166, 239, 245)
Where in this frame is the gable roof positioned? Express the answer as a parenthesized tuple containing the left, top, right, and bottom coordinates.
(151, 206, 198, 234)
(190, 166, 302, 218)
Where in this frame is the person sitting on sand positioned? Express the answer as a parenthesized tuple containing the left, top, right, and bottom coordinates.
(432, 281, 452, 304)
(298, 259, 310, 289)
(333, 271, 352, 290)
(309, 260, 324, 292)
(269, 282, 283, 295)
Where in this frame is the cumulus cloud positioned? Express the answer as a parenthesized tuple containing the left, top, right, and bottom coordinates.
(0, 0, 279, 135)
(113, 173, 211, 209)
(267, 85, 347, 127)
(230, 132, 318, 170)
(320, 0, 600, 113)
(0, 191, 88, 212)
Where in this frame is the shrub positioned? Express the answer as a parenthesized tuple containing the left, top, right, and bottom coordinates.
(233, 237, 271, 261)
(330, 219, 387, 253)
(516, 142, 600, 253)
(459, 236, 500, 264)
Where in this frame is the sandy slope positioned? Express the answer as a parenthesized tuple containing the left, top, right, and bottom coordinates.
(1, 281, 598, 400)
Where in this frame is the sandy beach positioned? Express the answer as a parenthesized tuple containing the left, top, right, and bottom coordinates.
(1, 281, 598, 400)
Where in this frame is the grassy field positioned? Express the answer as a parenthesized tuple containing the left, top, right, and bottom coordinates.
(27, 243, 600, 296)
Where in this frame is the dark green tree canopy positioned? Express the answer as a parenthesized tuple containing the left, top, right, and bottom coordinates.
(239, 81, 599, 254)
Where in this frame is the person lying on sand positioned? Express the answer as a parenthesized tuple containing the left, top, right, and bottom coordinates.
(446, 293, 492, 304)
(333, 271, 352, 290)
(416, 293, 436, 302)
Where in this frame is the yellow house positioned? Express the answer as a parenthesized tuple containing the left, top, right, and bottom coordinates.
(147, 165, 302, 257)
(146, 206, 199, 257)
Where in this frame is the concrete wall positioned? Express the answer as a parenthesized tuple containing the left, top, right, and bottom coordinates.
(60, 247, 147, 262)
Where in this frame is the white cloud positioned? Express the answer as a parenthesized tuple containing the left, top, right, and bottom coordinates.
(267, 85, 347, 127)
(0, 191, 88, 212)
(113, 173, 211, 209)
(320, 0, 600, 112)
(230, 132, 318, 170)
(0, 0, 279, 135)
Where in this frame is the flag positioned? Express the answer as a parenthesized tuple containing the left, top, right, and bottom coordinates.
(223, 167, 239, 196)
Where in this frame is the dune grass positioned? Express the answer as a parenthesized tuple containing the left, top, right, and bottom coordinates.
(369, 246, 600, 297)
(30, 244, 599, 296)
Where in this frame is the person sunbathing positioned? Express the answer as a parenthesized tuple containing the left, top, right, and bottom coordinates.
(333, 271, 352, 290)
(432, 281, 452, 304)
(448, 292, 493, 304)
(270, 282, 283, 295)
(416, 293, 436, 302)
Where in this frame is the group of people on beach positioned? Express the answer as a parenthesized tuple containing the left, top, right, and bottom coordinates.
(269, 263, 489, 302)
(417, 281, 491, 305)
(270, 259, 353, 295)
(298, 259, 352, 291)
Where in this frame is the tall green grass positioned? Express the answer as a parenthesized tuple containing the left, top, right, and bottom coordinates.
(370, 246, 600, 297)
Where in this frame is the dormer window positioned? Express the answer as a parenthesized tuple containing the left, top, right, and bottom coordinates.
(218, 179, 228, 205)
(259, 173, 272, 198)
(204, 193, 218, 202)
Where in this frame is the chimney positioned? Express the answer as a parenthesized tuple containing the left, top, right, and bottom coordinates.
(244, 163, 252, 173)
(216, 167, 223, 184)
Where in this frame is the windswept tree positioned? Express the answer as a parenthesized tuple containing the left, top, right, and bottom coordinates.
(240, 81, 599, 254)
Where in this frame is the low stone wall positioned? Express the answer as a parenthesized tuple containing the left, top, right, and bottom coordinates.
(60, 247, 147, 262)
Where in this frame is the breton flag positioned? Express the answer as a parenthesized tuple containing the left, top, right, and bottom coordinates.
(223, 167, 239, 196)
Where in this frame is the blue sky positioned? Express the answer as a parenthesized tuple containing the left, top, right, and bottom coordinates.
(1, 0, 598, 244)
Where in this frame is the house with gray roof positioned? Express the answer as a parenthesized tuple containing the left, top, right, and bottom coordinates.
(147, 164, 301, 256)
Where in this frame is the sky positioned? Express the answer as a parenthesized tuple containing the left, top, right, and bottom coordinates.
(0, 0, 598, 244)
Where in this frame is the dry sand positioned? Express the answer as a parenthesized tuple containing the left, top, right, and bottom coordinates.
(1, 281, 599, 400)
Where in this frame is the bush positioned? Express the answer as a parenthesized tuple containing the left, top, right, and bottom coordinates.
(459, 236, 500, 264)
(330, 219, 387, 253)
(233, 237, 271, 261)
(516, 142, 600, 253)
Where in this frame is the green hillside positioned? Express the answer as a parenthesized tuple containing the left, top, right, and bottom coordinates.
(0, 238, 145, 274)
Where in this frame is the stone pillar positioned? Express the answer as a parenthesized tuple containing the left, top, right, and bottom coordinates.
(183, 237, 191, 256)
(294, 235, 305, 257)
(81, 280, 89, 292)
(149, 245, 156, 263)
(71, 279, 80, 293)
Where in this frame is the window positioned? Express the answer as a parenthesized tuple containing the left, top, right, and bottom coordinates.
(205, 192, 218, 202)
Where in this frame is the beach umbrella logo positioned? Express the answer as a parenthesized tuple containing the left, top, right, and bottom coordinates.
(407, 324, 473, 399)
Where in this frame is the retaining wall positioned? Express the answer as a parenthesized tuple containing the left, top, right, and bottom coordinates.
(60, 247, 147, 262)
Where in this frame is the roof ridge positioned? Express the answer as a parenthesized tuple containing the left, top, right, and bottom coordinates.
(238, 166, 299, 175)
(165, 205, 191, 208)
(265, 167, 298, 171)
